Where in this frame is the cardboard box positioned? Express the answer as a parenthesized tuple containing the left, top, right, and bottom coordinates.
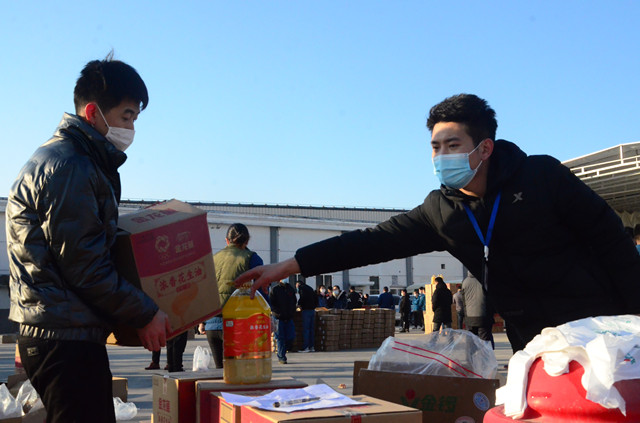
(0, 408, 46, 423)
(353, 366, 499, 423)
(239, 395, 421, 422)
(112, 376, 128, 402)
(197, 377, 307, 423)
(109, 200, 221, 345)
(152, 370, 224, 423)
(1, 334, 17, 344)
(211, 390, 282, 423)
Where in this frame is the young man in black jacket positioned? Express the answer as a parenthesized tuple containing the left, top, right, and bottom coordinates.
(237, 93, 640, 352)
(6, 53, 169, 422)
(399, 289, 412, 332)
(432, 277, 453, 332)
(297, 281, 318, 352)
(270, 280, 297, 363)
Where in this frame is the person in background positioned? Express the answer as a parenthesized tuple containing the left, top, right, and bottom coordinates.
(316, 285, 328, 307)
(362, 293, 370, 306)
(462, 273, 494, 348)
(432, 277, 453, 332)
(399, 289, 412, 332)
(165, 332, 188, 372)
(258, 283, 271, 306)
(346, 286, 363, 309)
(296, 280, 318, 353)
(452, 286, 465, 329)
(144, 331, 188, 372)
(634, 224, 640, 254)
(410, 289, 420, 329)
(270, 279, 297, 364)
(6, 54, 170, 422)
(326, 285, 347, 309)
(145, 350, 162, 370)
(198, 224, 263, 369)
(418, 287, 426, 330)
(378, 286, 395, 310)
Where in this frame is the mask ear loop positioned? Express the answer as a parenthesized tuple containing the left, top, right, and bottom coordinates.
(95, 105, 110, 129)
(470, 140, 486, 171)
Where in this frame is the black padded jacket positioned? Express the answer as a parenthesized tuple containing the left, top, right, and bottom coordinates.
(295, 140, 640, 346)
(6, 113, 158, 343)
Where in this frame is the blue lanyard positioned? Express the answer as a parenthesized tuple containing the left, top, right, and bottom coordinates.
(462, 191, 501, 262)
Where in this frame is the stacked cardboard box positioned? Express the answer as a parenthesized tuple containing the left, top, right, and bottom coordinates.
(372, 308, 393, 346)
(338, 310, 352, 350)
(350, 309, 365, 348)
(292, 312, 304, 351)
(237, 395, 422, 422)
(361, 309, 375, 348)
(272, 307, 397, 353)
(315, 310, 340, 351)
(152, 370, 224, 423)
(196, 377, 307, 423)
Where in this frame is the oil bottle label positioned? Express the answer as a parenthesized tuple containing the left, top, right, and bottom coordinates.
(223, 314, 271, 358)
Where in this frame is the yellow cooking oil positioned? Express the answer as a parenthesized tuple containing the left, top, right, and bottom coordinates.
(222, 286, 272, 384)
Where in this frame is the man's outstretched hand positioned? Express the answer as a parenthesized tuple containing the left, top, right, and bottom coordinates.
(137, 310, 171, 351)
(234, 257, 301, 298)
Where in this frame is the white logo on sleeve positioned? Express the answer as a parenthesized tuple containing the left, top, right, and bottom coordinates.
(512, 192, 523, 203)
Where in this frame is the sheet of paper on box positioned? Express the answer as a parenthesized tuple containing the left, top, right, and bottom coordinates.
(221, 384, 366, 412)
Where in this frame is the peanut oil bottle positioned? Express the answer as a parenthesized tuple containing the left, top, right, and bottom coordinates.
(222, 286, 272, 384)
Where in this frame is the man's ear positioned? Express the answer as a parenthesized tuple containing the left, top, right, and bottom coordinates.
(479, 138, 494, 160)
(84, 103, 97, 125)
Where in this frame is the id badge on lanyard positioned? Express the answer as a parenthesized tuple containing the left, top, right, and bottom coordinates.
(462, 191, 501, 291)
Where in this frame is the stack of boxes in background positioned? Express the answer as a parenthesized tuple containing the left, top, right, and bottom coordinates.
(350, 310, 364, 349)
(273, 308, 397, 354)
(315, 311, 340, 351)
(338, 310, 352, 350)
(361, 309, 375, 348)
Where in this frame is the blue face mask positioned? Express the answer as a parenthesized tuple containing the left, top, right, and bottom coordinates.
(432, 143, 483, 189)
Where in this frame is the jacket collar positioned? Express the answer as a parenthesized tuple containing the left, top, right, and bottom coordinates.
(54, 113, 127, 202)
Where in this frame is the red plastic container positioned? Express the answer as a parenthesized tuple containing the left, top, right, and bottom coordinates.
(485, 358, 640, 422)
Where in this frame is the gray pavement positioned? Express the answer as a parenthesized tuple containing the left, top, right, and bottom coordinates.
(0, 330, 513, 422)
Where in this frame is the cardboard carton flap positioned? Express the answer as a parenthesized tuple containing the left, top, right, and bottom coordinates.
(117, 199, 206, 233)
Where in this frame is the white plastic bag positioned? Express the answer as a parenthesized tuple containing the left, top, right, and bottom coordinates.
(113, 397, 137, 421)
(496, 315, 640, 418)
(368, 329, 497, 379)
(192, 345, 212, 371)
(0, 384, 22, 418)
(15, 379, 43, 414)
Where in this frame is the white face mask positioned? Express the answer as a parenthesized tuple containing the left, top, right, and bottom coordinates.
(97, 106, 135, 152)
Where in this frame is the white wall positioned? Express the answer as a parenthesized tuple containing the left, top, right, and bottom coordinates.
(412, 252, 465, 284)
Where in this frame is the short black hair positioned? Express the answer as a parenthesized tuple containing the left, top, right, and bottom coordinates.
(382, 286, 389, 292)
(435, 276, 444, 284)
(74, 51, 149, 114)
(427, 94, 497, 146)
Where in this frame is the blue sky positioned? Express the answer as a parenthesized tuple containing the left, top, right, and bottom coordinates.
(1, 1, 638, 209)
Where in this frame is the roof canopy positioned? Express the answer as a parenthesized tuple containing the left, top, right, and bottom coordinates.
(563, 142, 640, 213)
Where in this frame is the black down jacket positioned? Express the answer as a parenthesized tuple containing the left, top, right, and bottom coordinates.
(6, 113, 158, 343)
